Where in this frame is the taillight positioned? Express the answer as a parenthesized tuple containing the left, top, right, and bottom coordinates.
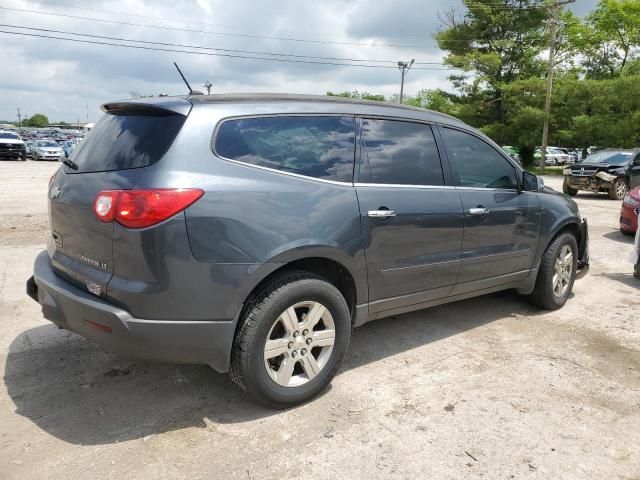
(93, 189, 204, 229)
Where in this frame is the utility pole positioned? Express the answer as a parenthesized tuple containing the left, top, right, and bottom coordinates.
(397, 59, 414, 104)
(203, 81, 213, 95)
(540, 0, 574, 170)
(16, 108, 21, 130)
(86, 103, 89, 124)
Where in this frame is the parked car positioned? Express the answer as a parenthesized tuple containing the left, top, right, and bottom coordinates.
(0, 130, 26, 161)
(563, 149, 640, 199)
(33, 140, 65, 161)
(534, 147, 571, 166)
(27, 94, 589, 407)
(620, 186, 640, 235)
(25, 141, 36, 159)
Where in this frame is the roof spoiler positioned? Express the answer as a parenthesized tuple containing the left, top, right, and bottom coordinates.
(101, 98, 192, 116)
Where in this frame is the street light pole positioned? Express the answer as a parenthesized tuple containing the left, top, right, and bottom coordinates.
(16, 108, 21, 130)
(397, 59, 414, 104)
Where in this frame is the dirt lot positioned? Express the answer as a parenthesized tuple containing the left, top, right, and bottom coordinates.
(1, 161, 639, 480)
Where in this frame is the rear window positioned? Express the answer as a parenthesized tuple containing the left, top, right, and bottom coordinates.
(214, 116, 355, 182)
(71, 111, 186, 173)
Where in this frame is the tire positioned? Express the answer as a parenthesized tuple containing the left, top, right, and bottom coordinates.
(562, 179, 578, 196)
(528, 232, 578, 310)
(230, 270, 351, 408)
(608, 178, 628, 200)
(620, 228, 635, 236)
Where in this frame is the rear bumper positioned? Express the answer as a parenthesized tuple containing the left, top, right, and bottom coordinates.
(28, 251, 235, 372)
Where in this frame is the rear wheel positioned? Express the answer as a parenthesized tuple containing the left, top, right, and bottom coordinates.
(562, 179, 578, 196)
(230, 271, 351, 408)
(529, 233, 578, 310)
(608, 178, 628, 200)
(621, 228, 635, 236)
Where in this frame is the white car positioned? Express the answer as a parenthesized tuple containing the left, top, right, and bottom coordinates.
(536, 147, 571, 166)
(0, 130, 27, 161)
(33, 140, 65, 161)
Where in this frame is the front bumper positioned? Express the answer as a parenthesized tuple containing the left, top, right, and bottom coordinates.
(620, 202, 639, 233)
(27, 251, 235, 372)
(565, 174, 614, 192)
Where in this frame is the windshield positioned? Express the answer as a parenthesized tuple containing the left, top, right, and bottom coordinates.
(0, 132, 19, 139)
(37, 141, 59, 148)
(584, 151, 633, 164)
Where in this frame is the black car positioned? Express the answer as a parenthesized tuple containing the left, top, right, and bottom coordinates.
(563, 149, 640, 199)
(28, 94, 589, 407)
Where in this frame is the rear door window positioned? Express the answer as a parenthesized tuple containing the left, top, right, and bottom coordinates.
(71, 112, 186, 173)
(214, 116, 355, 182)
(360, 118, 444, 186)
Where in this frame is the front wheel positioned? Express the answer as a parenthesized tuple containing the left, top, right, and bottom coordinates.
(528, 233, 578, 310)
(562, 179, 578, 196)
(230, 271, 351, 408)
(608, 178, 628, 200)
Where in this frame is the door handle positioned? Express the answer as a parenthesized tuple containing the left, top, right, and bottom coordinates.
(469, 207, 490, 216)
(368, 209, 396, 218)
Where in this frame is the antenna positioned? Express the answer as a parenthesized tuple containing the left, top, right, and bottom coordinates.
(173, 62, 203, 95)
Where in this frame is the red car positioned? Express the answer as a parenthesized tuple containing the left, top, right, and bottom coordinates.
(620, 186, 640, 235)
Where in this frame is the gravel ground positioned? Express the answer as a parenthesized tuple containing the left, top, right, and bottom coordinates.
(1, 161, 639, 480)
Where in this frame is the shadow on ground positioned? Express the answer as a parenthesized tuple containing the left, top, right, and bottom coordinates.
(600, 272, 640, 289)
(5, 290, 542, 445)
(603, 230, 635, 244)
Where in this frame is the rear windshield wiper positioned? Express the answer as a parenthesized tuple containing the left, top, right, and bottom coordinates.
(62, 158, 79, 170)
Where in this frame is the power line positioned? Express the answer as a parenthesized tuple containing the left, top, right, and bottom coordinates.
(0, 28, 457, 70)
(0, 23, 447, 66)
(0, 5, 435, 49)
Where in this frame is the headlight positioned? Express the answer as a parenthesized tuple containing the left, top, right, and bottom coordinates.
(563, 167, 571, 175)
(623, 194, 640, 207)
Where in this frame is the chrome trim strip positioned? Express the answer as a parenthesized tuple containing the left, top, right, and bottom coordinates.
(353, 182, 457, 190)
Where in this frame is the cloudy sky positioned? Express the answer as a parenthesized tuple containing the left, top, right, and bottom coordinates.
(0, 0, 597, 123)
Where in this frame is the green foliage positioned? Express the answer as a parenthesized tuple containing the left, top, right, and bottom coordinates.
(326, 90, 386, 101)
(26, 114, 49, 127)
(403, 89, 459, 115)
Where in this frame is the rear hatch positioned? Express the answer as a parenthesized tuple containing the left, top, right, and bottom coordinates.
(47, 100, 190, 297)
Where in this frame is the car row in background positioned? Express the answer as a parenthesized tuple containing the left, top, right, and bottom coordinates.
(534, 146, 580, 165)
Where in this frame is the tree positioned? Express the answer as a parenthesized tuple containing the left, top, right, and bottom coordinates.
(326, 90, 385, 101)
(566, 0, 640, 78)
(27, 114, 49, 127)
(403, 89, 459, 115)
(436, 0, 548, 126)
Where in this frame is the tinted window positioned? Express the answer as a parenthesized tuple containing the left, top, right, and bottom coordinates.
(361, 119, 443, 185)
(215, 116, 355, 182)
(0, 132, 19, 139)
(71, 112, 186, 173)
(441, 128, 518, 189)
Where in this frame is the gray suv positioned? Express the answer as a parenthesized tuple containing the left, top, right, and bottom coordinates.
(27, 94, 588, 407)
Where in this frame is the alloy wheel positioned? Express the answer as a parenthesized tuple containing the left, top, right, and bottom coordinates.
(263, 301, 335, 387)
(552, 245, 573, 297)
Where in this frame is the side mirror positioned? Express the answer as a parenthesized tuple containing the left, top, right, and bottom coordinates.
(522, 171, 542, 191)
